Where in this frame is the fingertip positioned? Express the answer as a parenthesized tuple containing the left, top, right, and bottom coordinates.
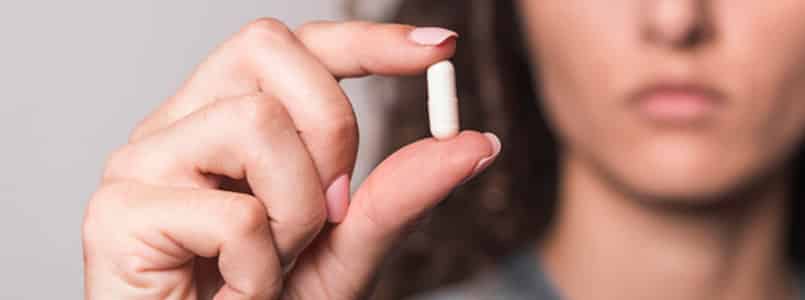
(299, 21, 457, 77)
(443, 130, 498, 156)
(449, 131, 498, 165)
(460, 132, 502, 184)
(408, 27, 459, 46)
(364, 23, 458, 76)
(482, 132, 502, 157)
(422, 130, 496, 158)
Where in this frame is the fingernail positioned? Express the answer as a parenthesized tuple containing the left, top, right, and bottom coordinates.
(408, 27, 459, 46)
(325, 174, 351, 223)
(462, 133, 502, 184)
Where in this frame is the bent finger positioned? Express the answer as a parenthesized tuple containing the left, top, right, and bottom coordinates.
(105, 94, 327, 264)
(84, 182, 283, 300)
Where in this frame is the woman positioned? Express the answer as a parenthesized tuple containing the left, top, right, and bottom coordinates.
(82, 0, 805, 299)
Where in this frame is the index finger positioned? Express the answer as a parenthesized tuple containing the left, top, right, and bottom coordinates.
(295, 21, 458, 78)
(132, 20, 457, 142)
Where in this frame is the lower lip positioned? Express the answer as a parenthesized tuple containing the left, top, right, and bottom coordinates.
(637, 90, 721, 123)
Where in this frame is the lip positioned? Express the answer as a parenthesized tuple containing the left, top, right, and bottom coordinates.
(631, 82, 725, 125)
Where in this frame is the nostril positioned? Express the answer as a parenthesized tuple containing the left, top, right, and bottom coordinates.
(681, 25, 709, 48)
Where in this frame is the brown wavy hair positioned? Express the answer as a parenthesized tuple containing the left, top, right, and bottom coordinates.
(349, 1, 805, 299)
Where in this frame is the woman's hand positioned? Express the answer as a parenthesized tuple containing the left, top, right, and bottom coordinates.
(82, 19, 500, 299)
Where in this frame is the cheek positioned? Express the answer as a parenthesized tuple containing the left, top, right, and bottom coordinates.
(525, 1, 639, 99)
(716, 0, 805, 165)
(523, 1, 643, 150)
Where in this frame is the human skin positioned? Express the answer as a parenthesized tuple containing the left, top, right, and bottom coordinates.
(82, 20, 500, 299)
(83, 0, 805, 299)
(518, 0, 805, 299)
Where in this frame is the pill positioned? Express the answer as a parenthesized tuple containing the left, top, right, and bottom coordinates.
(427, 60, 460, 140)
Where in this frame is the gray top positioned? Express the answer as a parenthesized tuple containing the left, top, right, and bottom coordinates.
(410, 250, 560, 300)
(410, 250, 805, 300)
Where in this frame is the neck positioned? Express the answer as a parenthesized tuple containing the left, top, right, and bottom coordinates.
(539, 154, 795, 300)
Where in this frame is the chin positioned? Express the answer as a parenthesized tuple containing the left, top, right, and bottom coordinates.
(618, 169, 746, 205)
(600, 139, 771, 206)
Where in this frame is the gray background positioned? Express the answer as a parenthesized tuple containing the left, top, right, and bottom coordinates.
(0, 1, 397, 298)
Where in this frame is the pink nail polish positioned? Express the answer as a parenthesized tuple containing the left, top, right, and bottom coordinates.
(462, 133, 502, 185)
(409, 27, 459, 46)
(325, 174, 350, 223)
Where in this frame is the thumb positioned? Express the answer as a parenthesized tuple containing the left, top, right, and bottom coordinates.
(285, 131, 501, 298)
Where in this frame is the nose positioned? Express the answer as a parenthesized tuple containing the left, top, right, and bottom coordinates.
(643, 0, 710, 48)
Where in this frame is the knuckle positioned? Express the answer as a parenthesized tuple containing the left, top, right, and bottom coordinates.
(82, 182, 132, 247)
(306, 111, 359, 156)
(270, 200, 327, 239)
(221, 94, 262, 121)
(101, 145, 135, 180)
(224, 95, 292, 138)
(355, 185, 394, 232)
(291, 202, 328, 233)
(325, 112, 359, 142)
(116, 254, 155, 284)
(239, 17, 296, 46)
(293, 20, 331, 41)
(353, 182, 428, 240)
(225, 195, 270, 236)
(101, 143, 158, 182)
(87, 182, 134, 213)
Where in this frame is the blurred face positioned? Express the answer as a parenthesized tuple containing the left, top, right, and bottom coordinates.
(517, 1, 805, 202)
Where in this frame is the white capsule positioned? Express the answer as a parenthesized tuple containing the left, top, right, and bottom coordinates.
(427, 60, 460, 140)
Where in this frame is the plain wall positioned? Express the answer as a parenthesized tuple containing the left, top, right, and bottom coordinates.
(0, 1, 395, 298)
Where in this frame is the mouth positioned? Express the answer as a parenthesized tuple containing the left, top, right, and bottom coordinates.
(630, 82, 726, 126)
